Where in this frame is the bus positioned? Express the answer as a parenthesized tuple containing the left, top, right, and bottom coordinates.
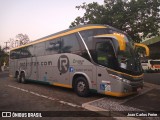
(9, 24, 149, 97)
(141, 59, 160, 72)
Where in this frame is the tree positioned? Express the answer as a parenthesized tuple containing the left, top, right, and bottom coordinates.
(16, 33, 30, 46)
(0, 46, 9, 71)
(9, 38, 15, 49)
(8, 34, 30, 49)
(70, 0, 160, 43)
(0, 46, 5, 56)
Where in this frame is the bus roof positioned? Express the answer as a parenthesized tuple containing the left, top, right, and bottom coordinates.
(10, 24, 125, 51)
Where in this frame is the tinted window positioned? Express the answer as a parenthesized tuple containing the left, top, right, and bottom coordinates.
(10, 47, 32, 59)
(45, 38, 61, 55)
(10, 50, 20, 59)
(27, 45, 34, 57)
(80, 28, 110, 42)
(150, 61, 160, 64)
(10, 50, 15, 59)
(19, 47, 31, 58)
(80, 30, 94, 42)
(61, 34, 80, 53)
(94, 41, 118, 69)
(76, 33, 91, 61)
(34, 42, 45, 56)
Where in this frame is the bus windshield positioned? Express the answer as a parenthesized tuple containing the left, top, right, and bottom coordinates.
(118, 42, 143, 75)
(92, 37, 143, 75)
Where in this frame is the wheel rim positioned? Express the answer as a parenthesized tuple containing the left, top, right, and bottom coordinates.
(77, 81, 86, 92)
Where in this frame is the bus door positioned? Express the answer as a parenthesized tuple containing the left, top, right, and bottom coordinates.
(93, 37, 118, 93)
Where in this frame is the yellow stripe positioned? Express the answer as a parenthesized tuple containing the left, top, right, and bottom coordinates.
(114, 34, 126, 51)
(10, 26, 106, 51)
(53, 82, 72, 88)
(107, 68, 143, 78)
(105, 91, 136, 97)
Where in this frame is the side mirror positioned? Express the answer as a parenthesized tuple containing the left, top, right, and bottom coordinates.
(134, 43, 149, 57)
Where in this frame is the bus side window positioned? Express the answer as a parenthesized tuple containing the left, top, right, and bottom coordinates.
(10, 50, 17, 59)
(61, 34, 81, 53)
(19, 48, 30, 58)
(45, 38, 61, 55)
(80, 30, 94, 42)
(76, 33, 91, 62)
(14, 49, 21, 59)
(27, 45, 34, 57)
(96, 42, 109, 66)
(34, 42, 45, 56)
(96, 41, 118, 69)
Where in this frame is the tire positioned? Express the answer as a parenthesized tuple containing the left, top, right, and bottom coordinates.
(74, 76, 90, 97)
(15, 73, 21, 83)
(20, 73, 26, 84)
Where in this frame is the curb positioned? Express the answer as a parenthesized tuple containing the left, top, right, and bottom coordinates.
(82, 101, 107, 111)
(82, 102, 140, 120)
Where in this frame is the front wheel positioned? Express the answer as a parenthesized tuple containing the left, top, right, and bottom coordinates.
(74, 77, 90, 97)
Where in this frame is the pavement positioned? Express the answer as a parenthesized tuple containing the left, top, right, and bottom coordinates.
(82, 82, 160, 120)
(0, 71, 115, 120)
(0, 71, 160, 120)
(144, 73, 160, 85)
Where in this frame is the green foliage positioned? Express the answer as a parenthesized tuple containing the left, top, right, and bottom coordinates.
(0, 46, 9, 70)
(70, 0, 160, 43)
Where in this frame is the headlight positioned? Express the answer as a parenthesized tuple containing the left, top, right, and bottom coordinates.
(109, 74, 123, 80)
(109, 74, 130, 84)
(122, 79, 130, 84)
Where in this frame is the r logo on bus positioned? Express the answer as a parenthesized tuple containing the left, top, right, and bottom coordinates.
(58, 55, 69, 74)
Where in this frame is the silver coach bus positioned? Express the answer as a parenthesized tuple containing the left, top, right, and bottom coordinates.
(9, 24, 149, 97)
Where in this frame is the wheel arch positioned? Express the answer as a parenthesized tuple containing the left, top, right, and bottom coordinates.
(72, 72, 92, 89)
(15, 70, 19, 78)
(20, 70, 26, 77)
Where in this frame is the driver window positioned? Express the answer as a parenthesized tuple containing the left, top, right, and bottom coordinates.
(96, 41, 118, 69)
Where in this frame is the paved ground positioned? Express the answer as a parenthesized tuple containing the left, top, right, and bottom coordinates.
(123, 88, 160, 111)
(0, 72, 115, 120)
(0, 71, 160, 120)
(82, 73, 160, 120)
(144, 73, 160, 85)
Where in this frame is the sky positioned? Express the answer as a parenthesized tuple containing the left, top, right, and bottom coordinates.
(0, 0, 104, 47)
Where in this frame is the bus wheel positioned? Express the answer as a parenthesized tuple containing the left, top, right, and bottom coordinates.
(74, 77, 90, 97)
(15, 73, 20, 82)
(20, 73, 26, 84)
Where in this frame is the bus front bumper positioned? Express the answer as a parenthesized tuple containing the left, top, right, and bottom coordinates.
(104, 80, 143, 97)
